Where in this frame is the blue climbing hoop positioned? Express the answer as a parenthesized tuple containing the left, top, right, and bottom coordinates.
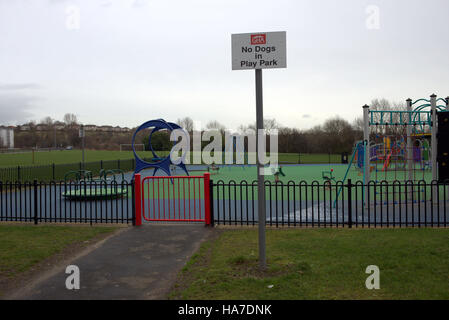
(131, 119, 189, 177)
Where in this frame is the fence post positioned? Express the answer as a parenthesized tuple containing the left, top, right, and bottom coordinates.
(118, 159, 120, 170)
(33, 180, 38, 225)
(52, 163, 55, 180)
(100, 160, 103, 170)
(347, 179, 352, 228)
(134, 174, 142, 226)
(17, 166, 21, 182)
(131, 179, 136, 226)
(209, 178, 214, 227)
(204, 172, 211, 226)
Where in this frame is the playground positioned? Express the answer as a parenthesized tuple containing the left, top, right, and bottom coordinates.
(3, 96, 449, 227)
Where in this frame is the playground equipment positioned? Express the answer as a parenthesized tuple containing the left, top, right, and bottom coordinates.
(335, 94, 449, 206)
(62, 169, 128, 200)
(322, 169, 336, 186)
(207, 164, 220, 174)
(353, 135, 431, 181)
(361, 95, 448, 183)
(273, 166, 286, 182)
(132, 119, 189, 177)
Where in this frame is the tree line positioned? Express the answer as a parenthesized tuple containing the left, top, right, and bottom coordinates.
(12, 98, 405, 154)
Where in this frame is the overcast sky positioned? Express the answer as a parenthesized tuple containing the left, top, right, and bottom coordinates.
(1, 0, 448, 130)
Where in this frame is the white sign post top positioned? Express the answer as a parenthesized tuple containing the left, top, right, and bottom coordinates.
(231, 31, 286, 70)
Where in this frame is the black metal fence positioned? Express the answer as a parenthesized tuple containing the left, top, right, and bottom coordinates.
(0, 153, 349, 182)
(2, 177, 449, 228)
(0, 180, 134, 224)
(210, 179, 449, 228)
(0, 159, 140, 182)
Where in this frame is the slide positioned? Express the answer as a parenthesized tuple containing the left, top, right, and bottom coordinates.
(381, 151, 392, 172)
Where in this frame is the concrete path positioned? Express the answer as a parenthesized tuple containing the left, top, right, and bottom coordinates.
(11, 224, 213, 300)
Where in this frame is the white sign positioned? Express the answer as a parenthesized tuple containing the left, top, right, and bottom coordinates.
(231, 31, 286, 70)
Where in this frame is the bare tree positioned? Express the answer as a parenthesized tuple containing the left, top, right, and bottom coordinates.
(63, 113, 78, 126)
(40, 116, 53, 126)
(177, 117, 194, 132)
(205, 120, 225, 131)
(245, 118, 280, 133)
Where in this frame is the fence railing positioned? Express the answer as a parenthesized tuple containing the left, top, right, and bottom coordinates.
(0, 153, 349, 182)
(0, 180, 134, 225)
(210, 179, 449, 228)
(2, 177, 448, 228)
(0, 159, 141, 182)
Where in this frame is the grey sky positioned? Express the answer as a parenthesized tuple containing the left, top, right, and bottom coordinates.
(1, 0, 448, 129)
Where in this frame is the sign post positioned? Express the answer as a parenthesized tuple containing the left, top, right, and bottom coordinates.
(232, 31, 286, 269)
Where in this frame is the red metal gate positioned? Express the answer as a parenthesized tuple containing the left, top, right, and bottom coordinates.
(134, 173, 211, 226)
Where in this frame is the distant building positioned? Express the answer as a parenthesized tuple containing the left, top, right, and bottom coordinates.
(99, 125, 113, 132)
(18, 125, 31, 131)
(0, 126, 14, 148)
(84, 124, 97, 131)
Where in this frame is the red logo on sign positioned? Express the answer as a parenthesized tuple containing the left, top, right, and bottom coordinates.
(251, 34, 266, 45)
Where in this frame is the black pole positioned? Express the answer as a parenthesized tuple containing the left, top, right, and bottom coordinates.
(33, 180, 38, 225)
(131, 179, 136, 226)
(347, 179, 353, 228)
(209, 179, 215, 227)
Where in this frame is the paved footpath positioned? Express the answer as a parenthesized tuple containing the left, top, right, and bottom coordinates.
(11, 224, 213, 300)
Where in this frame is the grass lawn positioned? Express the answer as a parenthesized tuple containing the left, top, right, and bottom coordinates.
(0, 224, 117, 296)
(0, 150, 155, 167)
(170, 228, 449, 300)
(0, 150, 341, 168)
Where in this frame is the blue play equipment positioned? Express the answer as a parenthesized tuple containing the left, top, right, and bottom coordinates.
(356, 143, 364, 169)
(132, 119, 189, 177)
(333, 141, 364, 207)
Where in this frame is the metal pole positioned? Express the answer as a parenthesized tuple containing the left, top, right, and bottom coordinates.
(431, 94, 437, 183)
(406, 98, 413, 183)
(430, 94, 438, 204)
(347, 179, 353, 228)
(363, 105, 370, 208)
(33, 179, 38, 225)
(255, 68, 266, 269)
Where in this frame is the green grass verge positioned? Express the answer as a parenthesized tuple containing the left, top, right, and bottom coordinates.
(0, 150, 154, 168)
(170, 228, 449, 300)
(0, 150, 340, 168)
(0, 225, 117, 292)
